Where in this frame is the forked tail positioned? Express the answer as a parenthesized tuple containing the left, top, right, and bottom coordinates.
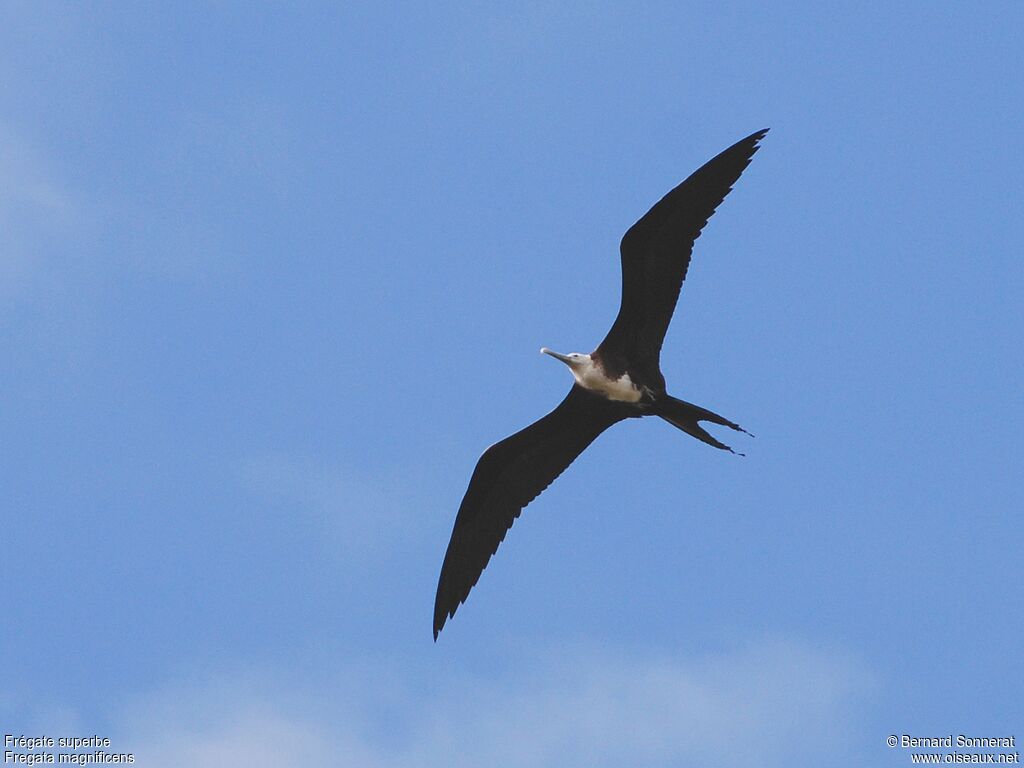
(654, 395, 751, 455)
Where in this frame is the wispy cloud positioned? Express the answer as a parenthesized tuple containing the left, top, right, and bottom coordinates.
(237, 452, 422, 562)
(0, 123, 74, 304)
(113, 638, 871, 767)
(125, 706, 337, 768)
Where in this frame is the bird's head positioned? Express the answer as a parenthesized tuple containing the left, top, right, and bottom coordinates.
(540, 348, 589, 368)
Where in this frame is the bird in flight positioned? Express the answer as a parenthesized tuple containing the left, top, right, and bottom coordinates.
(434, 129, 768, 639)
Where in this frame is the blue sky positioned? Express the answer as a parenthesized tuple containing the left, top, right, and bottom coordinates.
(2, 3, 1021, 766)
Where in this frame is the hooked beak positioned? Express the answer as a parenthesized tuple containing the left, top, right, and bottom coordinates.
(540, 347, 572, 364)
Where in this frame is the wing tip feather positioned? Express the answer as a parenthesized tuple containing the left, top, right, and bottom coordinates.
(749, 127, 770, 144)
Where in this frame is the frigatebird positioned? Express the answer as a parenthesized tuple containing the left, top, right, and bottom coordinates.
(434, 129, 768, 639)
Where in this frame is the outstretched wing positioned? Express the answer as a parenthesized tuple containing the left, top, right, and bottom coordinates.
(596, 129, 768, 370)
(433, 386, 630, 638)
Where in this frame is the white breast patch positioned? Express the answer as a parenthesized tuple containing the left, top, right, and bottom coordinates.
(573, 361, 643, 403)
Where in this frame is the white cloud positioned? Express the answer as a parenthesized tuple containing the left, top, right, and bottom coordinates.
(0, 123, 74, 303)
(237, 452, 420, 562)
(127, 707, 337, 768)
(112, 638, 871, 768)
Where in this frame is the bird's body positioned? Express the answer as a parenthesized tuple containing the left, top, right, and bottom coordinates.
(540, 350, 647, 403)
(434, 129, 769, 639)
